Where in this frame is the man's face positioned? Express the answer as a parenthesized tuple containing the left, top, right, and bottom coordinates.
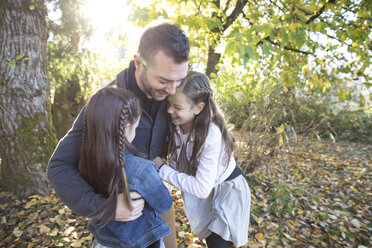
(135, 51, 188, 101)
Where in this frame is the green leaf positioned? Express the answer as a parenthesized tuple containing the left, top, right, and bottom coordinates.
(238, 45, 245, 58)
(16, 53, 25, 61)
(364, 82, 372, 89)
(290, 31, 297, 47)
(182, 223, 188, 231)
(280, 29, 289, 47)
(263, 41, 269, 55)
(224, 41, 234, 56)
(358, 94, 366, 106)
(246, 45, 254, 59)
(8, 61, 15, 69)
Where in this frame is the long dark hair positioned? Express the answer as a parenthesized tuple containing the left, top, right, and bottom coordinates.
(168, 71, 234, 176)
(79, 86, 141, 222)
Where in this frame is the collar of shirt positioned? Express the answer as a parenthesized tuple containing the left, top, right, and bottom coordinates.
(175, 125, 195, 144)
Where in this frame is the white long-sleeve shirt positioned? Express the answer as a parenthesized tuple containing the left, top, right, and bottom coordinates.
(159, 123, 236, 199)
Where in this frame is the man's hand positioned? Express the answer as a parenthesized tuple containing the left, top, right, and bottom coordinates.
(153, 156, 164, 169)
(115, 192, 144, 222)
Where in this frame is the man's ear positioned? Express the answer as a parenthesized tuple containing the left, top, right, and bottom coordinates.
(133, 54, 142, 69)
(194, 102, 205, 115)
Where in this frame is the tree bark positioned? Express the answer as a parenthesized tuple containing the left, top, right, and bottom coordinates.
(0, 0, 55, 196)
(206, 46, 221, 77)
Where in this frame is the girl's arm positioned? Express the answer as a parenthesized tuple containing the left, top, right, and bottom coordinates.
(157, 126, 222, 199)
(137, 161, 173, 213)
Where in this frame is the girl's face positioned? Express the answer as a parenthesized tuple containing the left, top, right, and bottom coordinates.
(125, 117, 140, 143)
(167, 91, 204, 133)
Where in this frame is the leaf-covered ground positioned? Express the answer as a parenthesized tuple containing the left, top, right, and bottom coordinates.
(1, 137, 371, 247)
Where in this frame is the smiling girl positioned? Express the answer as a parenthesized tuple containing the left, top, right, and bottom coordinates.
(154, 71, 251, 247)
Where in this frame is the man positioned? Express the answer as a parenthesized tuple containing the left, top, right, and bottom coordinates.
(47, 22, 189, 247)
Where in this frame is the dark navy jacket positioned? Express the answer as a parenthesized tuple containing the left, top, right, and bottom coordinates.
(89, 151, 172, 248)
(47, 61, 170, 219)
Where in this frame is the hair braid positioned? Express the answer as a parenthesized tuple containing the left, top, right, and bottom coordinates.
(119, 105, 129, 165)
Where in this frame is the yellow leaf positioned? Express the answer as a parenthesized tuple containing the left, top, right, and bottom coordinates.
(279, 135, 283, 147)
(29, 5, 35, 10)
(178, 231, 186, 238)
(277, 125, 284, 134)
(16, 210, 25, 217)
(316, 59, 325, 67)
(50, 228, 58, 236)
(313, 228, 321, 234)
(255, 232, 265, 241)
(71, 241, 82, 247)
(297, 210, 304, 214)
(302, 65, 309, 73)
(283, 232, 296, 241)
(24, 200, 36, 209)
(289, 23, 302, 29)
(13, 227, 23, 238)
(340, 227, 347, 232)
(39, 225, 51, 234)
(293, 241, 303, 246)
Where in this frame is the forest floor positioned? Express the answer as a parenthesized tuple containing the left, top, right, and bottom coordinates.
(0, 137, 371, 248)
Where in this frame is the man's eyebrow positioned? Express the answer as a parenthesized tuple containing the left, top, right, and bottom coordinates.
(158, 75, 186, 82)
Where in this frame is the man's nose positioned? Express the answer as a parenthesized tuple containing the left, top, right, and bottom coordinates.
(164, 81, 178, 95)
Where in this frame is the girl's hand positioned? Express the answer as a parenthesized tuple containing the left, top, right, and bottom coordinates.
(153, 156, 164, 169)
(115, 192, 144, 222)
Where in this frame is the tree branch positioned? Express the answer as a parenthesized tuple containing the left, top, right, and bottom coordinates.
(222, 0, 249, 31)
(269, 0, 289, 14)
(257, 36, 313, 55)
(212, 0, 220, 8)
(306, 0, 336, 24)
(223, 0, 232, 14)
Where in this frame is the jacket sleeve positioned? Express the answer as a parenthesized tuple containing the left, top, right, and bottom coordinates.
(47, 107, 109, 218)
(136, 162, 172, 214)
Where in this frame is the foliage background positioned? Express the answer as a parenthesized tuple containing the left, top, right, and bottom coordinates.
(0, 0, 371, 247)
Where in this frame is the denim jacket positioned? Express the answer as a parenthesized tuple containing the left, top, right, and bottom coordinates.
(89, 151, 172, 248)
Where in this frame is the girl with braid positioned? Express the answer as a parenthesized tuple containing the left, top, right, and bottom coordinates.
(79, 86, 172, 248)
(154, 71, 250, 247)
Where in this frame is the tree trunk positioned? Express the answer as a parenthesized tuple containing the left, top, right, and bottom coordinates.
(0, 0, 55, 196)
(206, 45, 221, 78)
